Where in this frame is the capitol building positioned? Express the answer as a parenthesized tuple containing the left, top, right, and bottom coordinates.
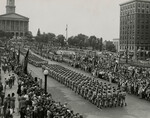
(0, 0, 29, 38)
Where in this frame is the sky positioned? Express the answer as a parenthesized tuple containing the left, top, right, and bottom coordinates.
(0, 0, 128, 40)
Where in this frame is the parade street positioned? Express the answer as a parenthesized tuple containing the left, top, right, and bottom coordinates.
(20, 53, 150, 118)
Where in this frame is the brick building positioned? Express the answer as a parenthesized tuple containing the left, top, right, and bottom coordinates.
(120, 0, 150, 60)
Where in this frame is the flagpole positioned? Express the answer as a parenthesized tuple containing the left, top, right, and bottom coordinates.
(66, 24, 68, 43)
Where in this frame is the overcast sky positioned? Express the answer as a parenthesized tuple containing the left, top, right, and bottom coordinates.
(0, 0, 127, 40)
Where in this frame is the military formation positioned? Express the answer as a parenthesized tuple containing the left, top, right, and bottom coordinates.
(46, 64, 127, 109)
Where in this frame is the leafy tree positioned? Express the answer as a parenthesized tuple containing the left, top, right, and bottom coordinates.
(0, 30, 5, 38)
(77, 34, 88, 48)
(68, 36, 74, 46)
(105, 41, 116, 52)
(5, 32, 13, 39)
(89, 36, 97, 50)
(37, 28, 41, 36)
(57, 35, 65, 47)
(25, 31, 33, 42)
(47, 33, 56, 45)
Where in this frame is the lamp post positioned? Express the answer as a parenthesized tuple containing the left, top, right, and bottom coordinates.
(43, 69, 48, 94)
(126, 13, 129, 64)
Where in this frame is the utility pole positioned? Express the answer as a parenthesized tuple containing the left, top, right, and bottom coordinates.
(126, 13, 129, 64)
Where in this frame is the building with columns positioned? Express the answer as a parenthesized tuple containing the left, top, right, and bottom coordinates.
(0, 0, 29, 38)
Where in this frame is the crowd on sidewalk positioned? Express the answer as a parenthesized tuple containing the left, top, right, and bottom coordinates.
(15, 65, 84, 118)
(0, 47, 84, 118)
(0, 64, 16, 118)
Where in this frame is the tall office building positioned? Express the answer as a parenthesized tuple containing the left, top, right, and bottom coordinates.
(120, 0, 150, 60)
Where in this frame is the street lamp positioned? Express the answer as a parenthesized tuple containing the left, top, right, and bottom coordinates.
(43, 69, 49, 94)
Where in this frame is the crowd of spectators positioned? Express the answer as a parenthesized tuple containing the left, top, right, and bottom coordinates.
(30, 47, 150, 102)
(15, 65, 84, 118)
(66, 52, 150, 101)
(35, 48, 150, 102)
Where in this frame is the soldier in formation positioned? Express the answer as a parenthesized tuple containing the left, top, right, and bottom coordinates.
(47, 64, 127, 109)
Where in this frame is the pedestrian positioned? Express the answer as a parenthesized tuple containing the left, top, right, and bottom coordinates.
(20, 107, 26, 118)
(0, 82, 3, 93)
(10, 93, 15, 113)
(5, 78, 8, 90)
(3, 98, 7, 118)
(6, 94, 11, 108)
(11, 74, 15, 86)
(1, 91, 5, 106)
(5, 106, 13, 118)
(17, 84, 21, 96)
(7, 75, 12, 89)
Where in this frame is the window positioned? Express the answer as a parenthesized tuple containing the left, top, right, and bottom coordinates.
(142, 3, 145, 7)
(138, 3, 141, 7)
(147, 4, 149, 8)
(146, 10, 149, 14)
(138, 9, 140, 12)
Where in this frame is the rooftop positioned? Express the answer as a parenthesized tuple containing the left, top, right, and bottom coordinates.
(0, 13, 29, 21)
(120, 0, 150, 6)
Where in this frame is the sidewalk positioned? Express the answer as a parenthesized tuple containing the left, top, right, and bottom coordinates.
(1, 68, 19, 118)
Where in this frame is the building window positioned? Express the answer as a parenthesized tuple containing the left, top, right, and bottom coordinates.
(138, 3, 140, 7)
(142, 3, 145, 8)
(147, 4, 149, 8)
(138, 9, 140, 12)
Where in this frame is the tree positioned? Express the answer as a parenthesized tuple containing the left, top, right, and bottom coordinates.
(57, 35, 65, 47)
(0, 30, 5, 38)
(47, 33, 56, 45)
(77, 34, 88, 48)
(68, 36, 74, 46)
(25, 31, 33, 42)
(37, 28, 41, 36)
(105, 41, 116, 52)
(99, 37, 103, 51)
(89, 36, 97, 50)
(5, 32, 13, 39)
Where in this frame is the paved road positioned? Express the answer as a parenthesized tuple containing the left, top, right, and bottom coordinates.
(21, 53, 150, 118)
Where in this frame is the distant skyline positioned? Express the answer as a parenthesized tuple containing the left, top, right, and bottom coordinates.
(0, 0, 128, 40)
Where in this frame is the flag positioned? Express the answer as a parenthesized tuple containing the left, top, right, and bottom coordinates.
(17, 47, 20, 64)
(23, 49, 29, 74)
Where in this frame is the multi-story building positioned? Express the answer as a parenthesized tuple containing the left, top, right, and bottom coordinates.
(113, 38, 120, 52)
(120, 0, 150, 60)
(0, 0, 29, 38)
